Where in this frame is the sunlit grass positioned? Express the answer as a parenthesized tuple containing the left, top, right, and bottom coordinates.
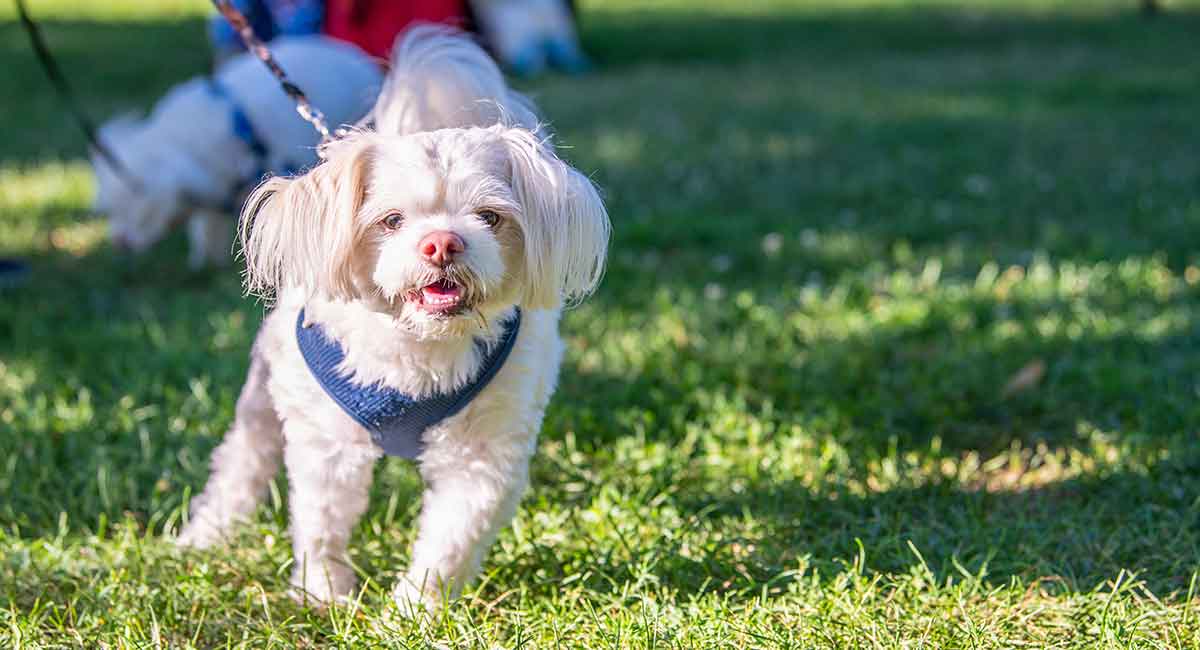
(3, 0, 1200, 647)
(0, 0, 208, 21)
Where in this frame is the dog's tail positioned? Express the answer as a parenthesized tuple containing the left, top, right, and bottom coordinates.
(367, 24, 540, 136)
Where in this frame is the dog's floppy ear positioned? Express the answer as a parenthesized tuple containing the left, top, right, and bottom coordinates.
(501, 127, 610, 309)
(240, 133, 374, 300)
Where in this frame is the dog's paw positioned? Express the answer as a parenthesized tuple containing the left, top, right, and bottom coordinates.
(175, 519, 224, 549)
(287, 585, 357, 610)
(289, 566, 358, 608)
(390, 578, 441, 618)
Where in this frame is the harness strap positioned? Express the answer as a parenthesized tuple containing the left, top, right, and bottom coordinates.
(206, 78, 269, 160)
(203, 79, 269, 214)
(296, 308, 523, 458)
(205, 78, 308, 213)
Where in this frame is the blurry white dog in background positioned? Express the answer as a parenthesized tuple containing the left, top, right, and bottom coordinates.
(469, 0, 591, 76)
(177, 26, 610, 612)
(92, 37, 382, 268)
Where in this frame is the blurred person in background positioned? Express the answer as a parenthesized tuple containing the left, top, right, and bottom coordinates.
(325, 0, 469, 60)
(209, 0, 468, 63)
(209, 0, 327, 63)
(208, 0, 588, 75)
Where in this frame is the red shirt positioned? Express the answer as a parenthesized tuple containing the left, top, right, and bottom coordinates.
(324, 0, 468, 62)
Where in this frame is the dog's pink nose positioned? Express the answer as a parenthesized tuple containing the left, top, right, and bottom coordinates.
(419, 231, 465, 266)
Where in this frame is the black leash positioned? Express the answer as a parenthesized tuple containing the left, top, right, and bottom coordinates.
(18, 0, 333, 200)
(15, 0, 143, 191)
(210, 0, 333, 144)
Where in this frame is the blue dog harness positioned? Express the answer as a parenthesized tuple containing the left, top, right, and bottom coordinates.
(206, 78, 269, 177)
(295, 308, 522, 458)
(205, 78, 303, 210)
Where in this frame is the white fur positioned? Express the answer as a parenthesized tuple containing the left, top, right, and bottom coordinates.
(92, 36, 382, 268)
(367, 24, 541, 136)
(178, 27, 610, 613)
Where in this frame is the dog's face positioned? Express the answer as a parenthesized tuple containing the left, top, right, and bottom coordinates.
(241, 126, 609, 337)
(91, 117, 186, 253)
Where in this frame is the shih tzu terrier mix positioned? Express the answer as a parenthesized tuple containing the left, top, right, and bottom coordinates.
(92, 37, 382, 268)
(177, 26, 610, 612)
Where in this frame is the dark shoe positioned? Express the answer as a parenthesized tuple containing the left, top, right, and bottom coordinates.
(0, 258, 30, 288)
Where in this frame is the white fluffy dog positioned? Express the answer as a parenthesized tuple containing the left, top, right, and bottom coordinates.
(92, 37, 382, 268)
(177, 27, 610, 612)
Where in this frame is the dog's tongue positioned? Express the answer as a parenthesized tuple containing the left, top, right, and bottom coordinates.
(423, 279, 459, 296)
(420, 280, 462, 309)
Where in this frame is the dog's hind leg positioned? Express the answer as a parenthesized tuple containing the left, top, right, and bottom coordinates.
(186, 210, 232, 269)
(178, 350, 283, 548)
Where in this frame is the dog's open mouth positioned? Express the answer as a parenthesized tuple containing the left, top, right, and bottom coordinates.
(412, 279, 466, 316)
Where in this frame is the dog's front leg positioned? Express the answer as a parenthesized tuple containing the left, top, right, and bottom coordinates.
(394, 444, 533, 613)
(283, 425, 380, 606)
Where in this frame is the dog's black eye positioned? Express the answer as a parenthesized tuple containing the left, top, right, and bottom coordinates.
(382, 212, 404, 229)
(477, 210, 502, 228)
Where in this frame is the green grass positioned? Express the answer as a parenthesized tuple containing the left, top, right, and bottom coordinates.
(4, 0, 1200, 646)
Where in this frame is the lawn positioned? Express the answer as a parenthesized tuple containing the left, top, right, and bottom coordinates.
(3, 0, 1200, 646)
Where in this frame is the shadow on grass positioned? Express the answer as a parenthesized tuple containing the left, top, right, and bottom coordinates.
(5, 229, 1197, 596)
(532, 314, 1199, 596)
(5, 7, 1200, 263)
(3, 6, 1199, 156)
(556, 275, 1195, 453)
(500, 459, 1200, 604)
(578, 4, 1200, 68)
(0, 16, 212, 164)
(2, 2, 1199, 607)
